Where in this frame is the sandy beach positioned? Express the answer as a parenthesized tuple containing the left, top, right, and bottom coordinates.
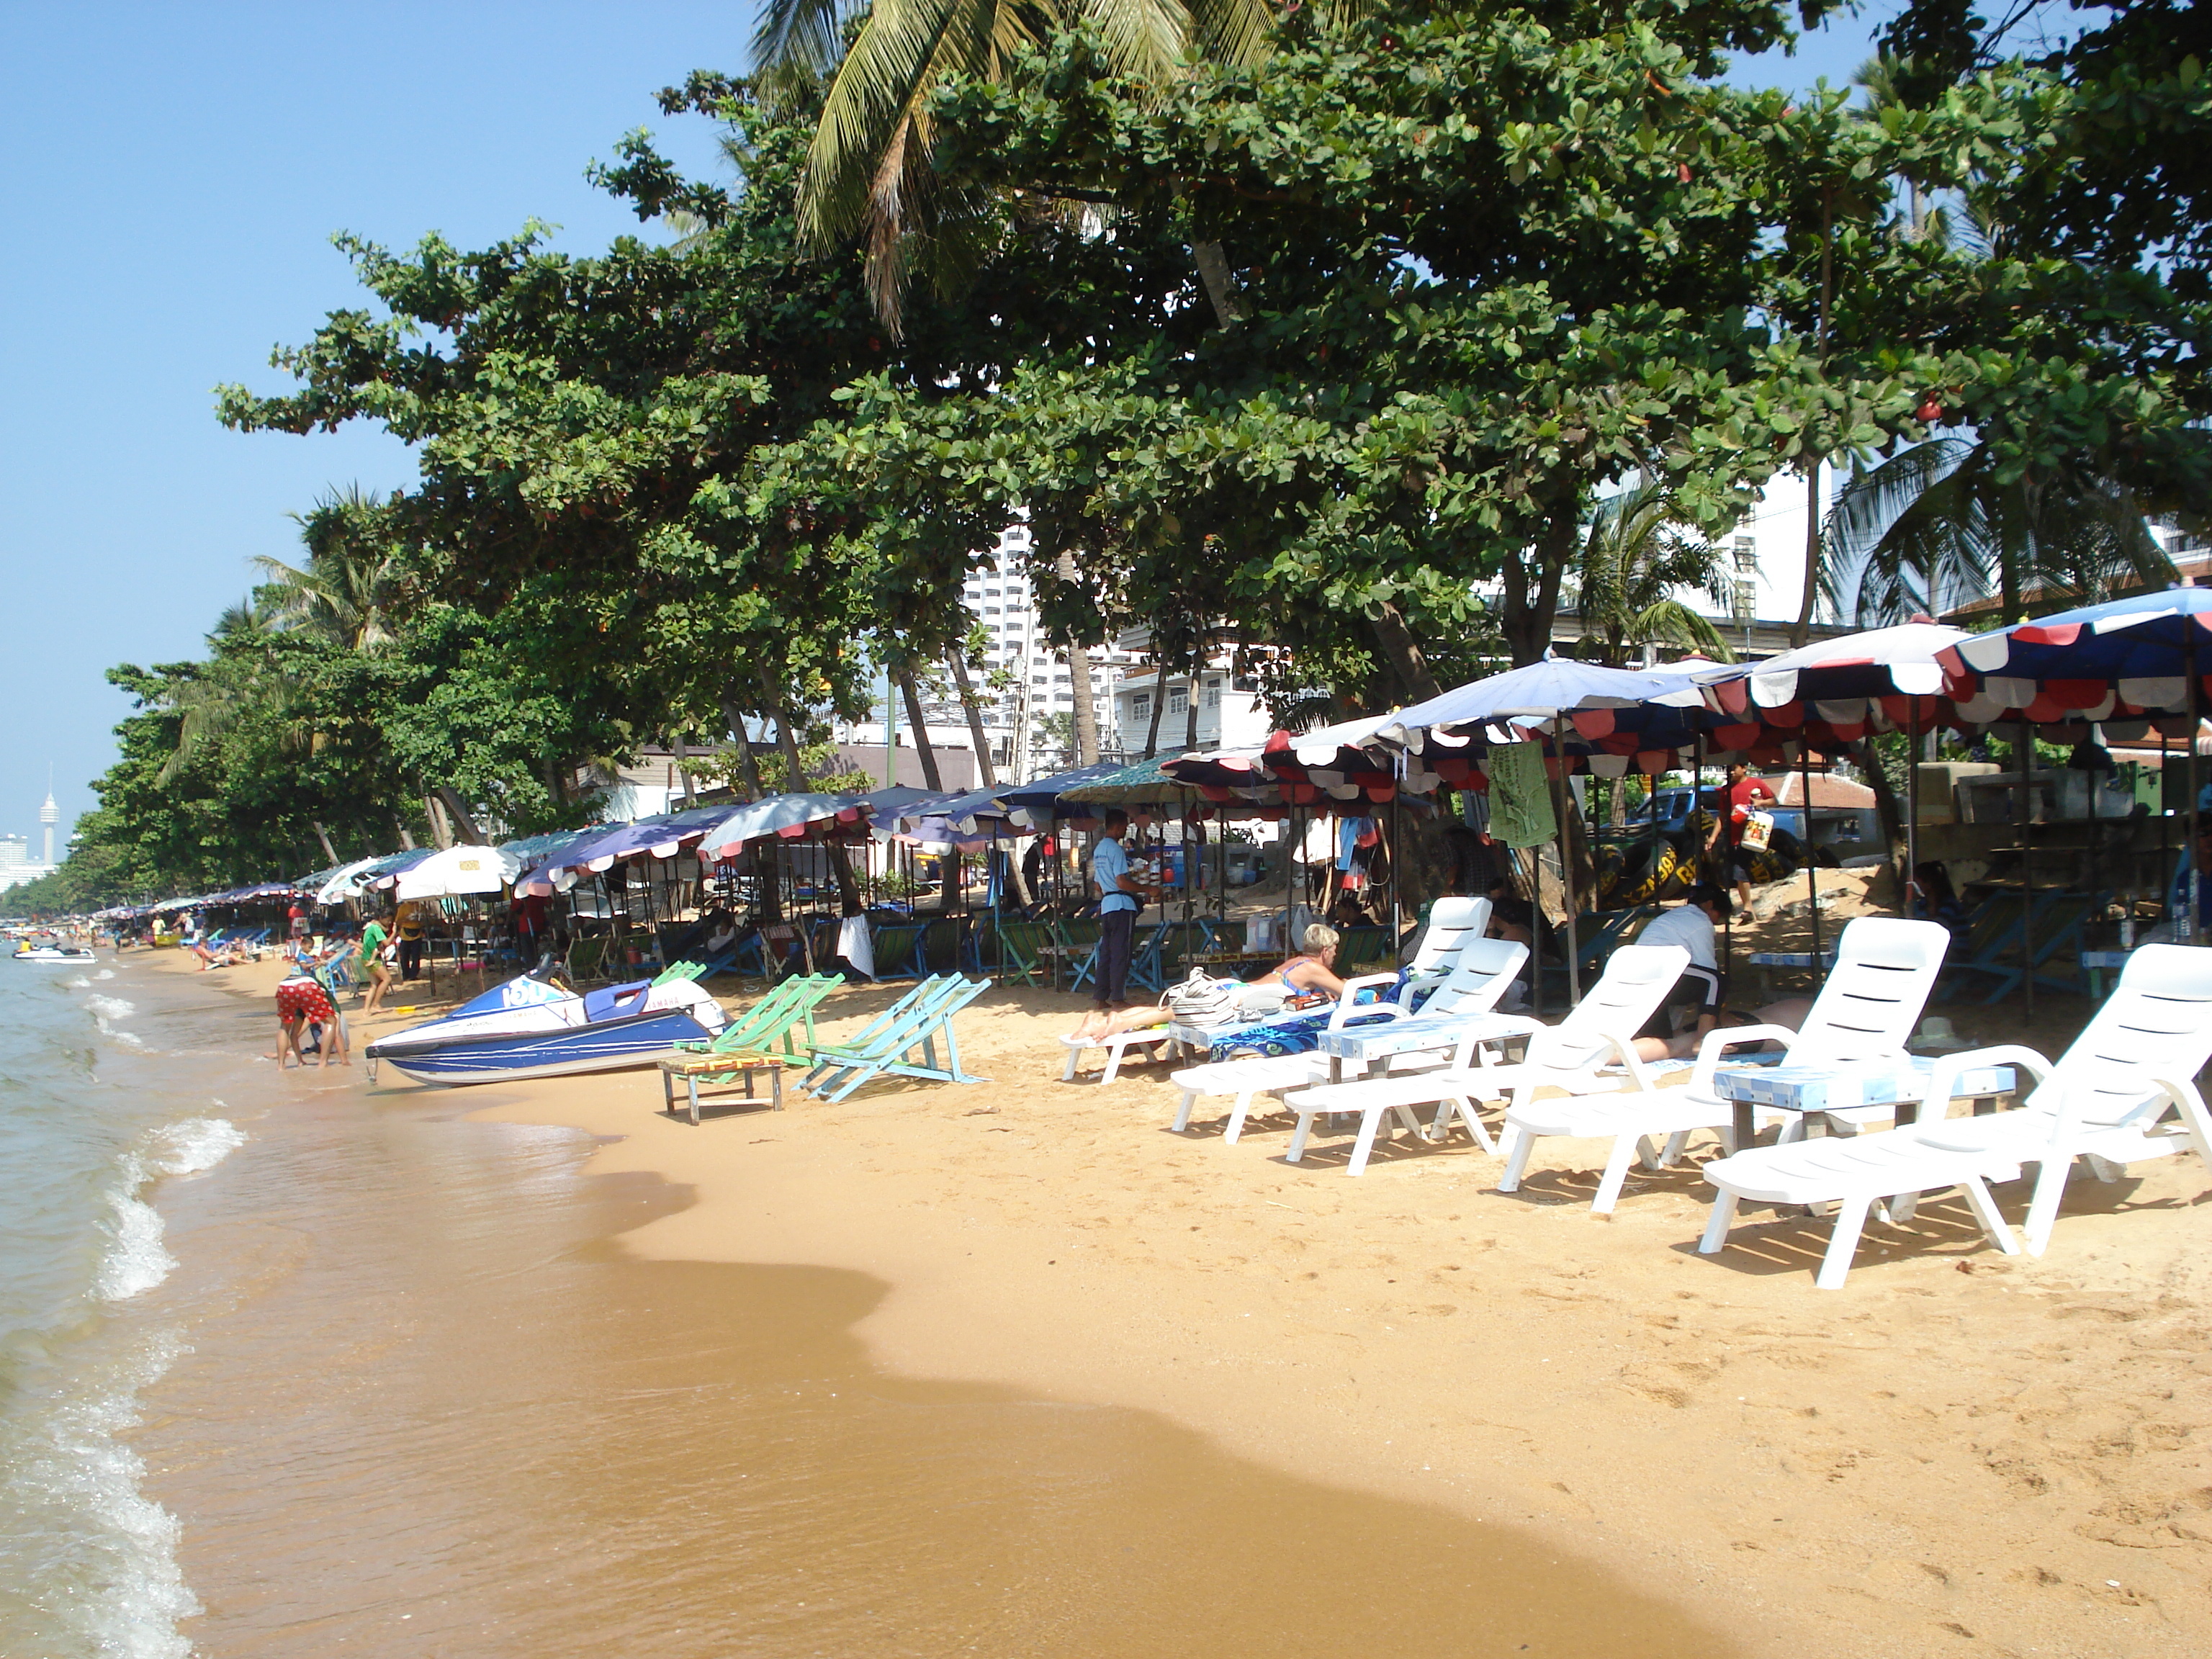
(165, 932, 2212, 1658)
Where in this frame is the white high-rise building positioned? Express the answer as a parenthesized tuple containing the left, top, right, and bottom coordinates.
(958, 525, 1141, 778)
(40, 790, 57, 870)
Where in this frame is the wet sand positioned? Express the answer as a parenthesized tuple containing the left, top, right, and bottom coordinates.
(150, 943, 2212, 1656)
(132, 953, 1727, 1657)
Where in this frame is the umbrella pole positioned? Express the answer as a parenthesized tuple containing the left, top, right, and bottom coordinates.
(1801, 739, 1823, 987)
(1525, 842, 1545, 1018)
(1550, 732, 1581, 1005)
(2018, 717, 2036, 1014)
(2190, 673, 2203, 947)
(1285, 803, 1299, 958)
(1389, 777, 1403, 967)
(1905, 706, 1921, 920)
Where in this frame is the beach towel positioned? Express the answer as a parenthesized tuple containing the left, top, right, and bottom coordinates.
(1486, 742, 1557, 850)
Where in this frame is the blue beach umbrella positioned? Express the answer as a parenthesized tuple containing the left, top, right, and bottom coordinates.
(1941, 588, 2212, 727)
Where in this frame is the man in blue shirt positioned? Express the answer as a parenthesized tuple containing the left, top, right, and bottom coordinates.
(1089, 810, 1154, 1012)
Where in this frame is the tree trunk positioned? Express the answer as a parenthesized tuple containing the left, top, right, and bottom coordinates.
(1182, 647, 1203, 754)
(828, 843, 863, 916)
(758, 669, 807, 792)
(310, 820, 339, 864)
(894, 668, 944, 790)
(1791, 456, 1824, 649)
(1192, 241, 1247, 328)
(670, 731, 695, 809)
(432, 786, 487, 845)
(1054, 551, 1102, 765)
(1141, 667, 1169, 759)
(944, 648, 1000, 788)
(721, 695, 763, 799)
(1368, 601, 1444, 700)
(1500, 495, 1583, 665)
(1855, 737, 1907, 907)
(424, 793, 454, 850)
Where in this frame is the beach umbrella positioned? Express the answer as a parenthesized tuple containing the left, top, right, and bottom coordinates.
(394, 842, 526, 901)
(1377, 656, 1707, 749)
(698, 793, 870, 861)
(1939, 590, 2212, 950)
(314, 856, 387, 906)
(992, 761, 1130, 822)
(1936, 589, 2212, 727)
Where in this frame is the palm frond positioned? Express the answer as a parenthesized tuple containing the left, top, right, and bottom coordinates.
(753, 0, 873, 76)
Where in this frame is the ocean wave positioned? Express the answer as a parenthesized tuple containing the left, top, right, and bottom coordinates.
(26, 1330, 200, 1659)
(68, 975, 91, 989)
(95, 968, 115, 980)
(96, 1119, 247, 1303)
(85, 994, 137, 1032)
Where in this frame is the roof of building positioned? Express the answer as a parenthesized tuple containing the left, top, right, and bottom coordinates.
(1768, 772, 1876, 808)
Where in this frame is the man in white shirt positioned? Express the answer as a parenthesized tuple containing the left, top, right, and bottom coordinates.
(1088, 810, 1156, 1012)
(1631, 884, 1731, 1061)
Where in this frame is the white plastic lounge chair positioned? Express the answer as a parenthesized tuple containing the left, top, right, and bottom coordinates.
(1493, 917, 1948, 1214)
(1905, 943, 2212, 1256)
(1696, 943, 2212, 1286)
(1164, 971, 1408, 1136)
(1059, 1025, 1174, 1085)
(1401, 897, 1492, 1002)
(1280, 944, 1688, 1179)
(1316, 937, 1538, 1082)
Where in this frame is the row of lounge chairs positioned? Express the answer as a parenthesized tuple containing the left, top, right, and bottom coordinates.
(1146, 907, 2212, 1288)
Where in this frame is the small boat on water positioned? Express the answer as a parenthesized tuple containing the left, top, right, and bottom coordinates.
(12, 944, 96, 963)
(364, 972, 729, 1086)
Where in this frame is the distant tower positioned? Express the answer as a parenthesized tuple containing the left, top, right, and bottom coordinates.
(39, 788, 57, 868)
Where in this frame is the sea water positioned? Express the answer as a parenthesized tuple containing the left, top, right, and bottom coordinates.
(2, 958, 1726, 1658)
(0, 961, 243, 1657)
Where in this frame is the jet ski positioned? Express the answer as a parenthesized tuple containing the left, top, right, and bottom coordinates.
(364, 971, 729, 1086)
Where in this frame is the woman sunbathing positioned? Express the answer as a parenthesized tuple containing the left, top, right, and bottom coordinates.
(1066, 925, 1365, 1057)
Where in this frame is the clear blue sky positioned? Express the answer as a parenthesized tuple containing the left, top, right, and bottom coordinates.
(1, 1, 1885, 853)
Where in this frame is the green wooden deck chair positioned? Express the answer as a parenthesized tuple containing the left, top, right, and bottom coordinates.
(993, 918, 1056, 986)
(565, 934, 612, 984)
(652, 958, 711, 986)
(1333, 924, 1393, 974)
(672, 973, 842, 1066)
(870, 920, 930, 981)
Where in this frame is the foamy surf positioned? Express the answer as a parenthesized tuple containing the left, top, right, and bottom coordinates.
(20, 1331, 200, 1659)
(95, 968, 115, 980)
(99, 1118, 247, 1303)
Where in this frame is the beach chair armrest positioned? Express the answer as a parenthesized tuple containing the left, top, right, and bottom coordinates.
(1691, 1022, 1799, 1100)
(1924, 1043, 2051, 1121)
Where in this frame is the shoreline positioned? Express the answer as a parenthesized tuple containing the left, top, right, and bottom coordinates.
(154, 944, 2212, 1655)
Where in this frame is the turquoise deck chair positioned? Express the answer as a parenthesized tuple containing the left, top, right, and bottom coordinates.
(800, 976, 991, 1103)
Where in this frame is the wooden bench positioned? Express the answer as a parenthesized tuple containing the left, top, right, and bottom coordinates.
(656, 1053, 786, 1125)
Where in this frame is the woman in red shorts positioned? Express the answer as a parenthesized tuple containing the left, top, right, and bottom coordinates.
(274, 957, 345, 1069)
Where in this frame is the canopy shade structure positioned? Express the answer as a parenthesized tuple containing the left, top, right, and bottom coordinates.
(1055, 758, 1200, 812)
(1938, 590, 2212, 733)
(512, 807, 730, 896)
(1377, 656, 1707, 750)
(991, 761, 1130, 822)
(891, 784, 1023, 848)
(394, 843, 525, 901)
(698, 794, 869, 860)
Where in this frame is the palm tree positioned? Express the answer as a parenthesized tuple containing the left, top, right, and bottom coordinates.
(253, 485, 403, 651)
(751, 0, 1293, 329)
(1565, 482, 1737, 667)
(1823, 440, 2174, 625)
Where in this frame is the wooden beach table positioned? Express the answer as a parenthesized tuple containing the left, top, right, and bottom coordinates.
(657, 1052, 785, 1125)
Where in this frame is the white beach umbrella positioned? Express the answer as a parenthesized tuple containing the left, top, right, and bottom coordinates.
(394, 843, 523, 901)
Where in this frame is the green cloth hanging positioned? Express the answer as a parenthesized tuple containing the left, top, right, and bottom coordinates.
(1487, 741, 1557, 850)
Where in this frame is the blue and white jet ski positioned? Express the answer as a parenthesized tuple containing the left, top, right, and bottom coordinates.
(364, 972, 729, 1086)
